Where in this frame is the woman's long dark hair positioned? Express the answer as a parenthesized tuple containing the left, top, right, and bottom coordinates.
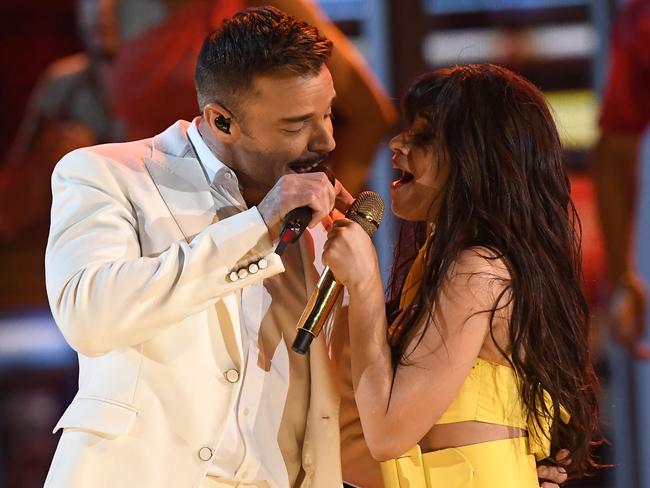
(386, 64, 600, 476)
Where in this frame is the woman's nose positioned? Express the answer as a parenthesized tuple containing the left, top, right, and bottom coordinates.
(389, 133, 409, 155)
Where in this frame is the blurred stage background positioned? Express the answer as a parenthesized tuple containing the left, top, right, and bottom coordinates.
(1, 0, 648, 486)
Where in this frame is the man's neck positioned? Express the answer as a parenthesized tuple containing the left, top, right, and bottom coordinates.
(197, 118, 229, 164)
(197, 118, 265, 207)
(241, 188, 265, 207)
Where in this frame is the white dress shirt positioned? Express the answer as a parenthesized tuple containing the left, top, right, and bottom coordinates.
(187, 118, 299, 488)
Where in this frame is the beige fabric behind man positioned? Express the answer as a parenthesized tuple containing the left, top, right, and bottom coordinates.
(262, 243, 311, 485)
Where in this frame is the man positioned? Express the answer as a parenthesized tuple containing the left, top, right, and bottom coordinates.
(1, 0, 123, 241)
(0, 0, 123, 310)
(44, 6, 569, 488)
(592, 0, 650, 358)
(45, 7, 342, 487)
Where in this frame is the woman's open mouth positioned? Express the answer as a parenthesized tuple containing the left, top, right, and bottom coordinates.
(391, 169, 415, 189)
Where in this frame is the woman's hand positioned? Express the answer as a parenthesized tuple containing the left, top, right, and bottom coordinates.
(609, 272, 650, 358)
(322, 218, 379, 293)
(537, 449, 570, 487)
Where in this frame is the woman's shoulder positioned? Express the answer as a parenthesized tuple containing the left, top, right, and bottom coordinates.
(449, 246, 511, 283)
(432, 246, 513, 321)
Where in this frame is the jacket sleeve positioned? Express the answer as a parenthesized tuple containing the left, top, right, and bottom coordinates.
(45, 149, 284, 356)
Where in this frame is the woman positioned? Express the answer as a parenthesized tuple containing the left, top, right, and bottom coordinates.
(324, 64, 600, 487)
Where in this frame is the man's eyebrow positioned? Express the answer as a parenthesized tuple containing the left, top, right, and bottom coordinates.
(279, 95, 337, 124)
(280, 113, 313, 123)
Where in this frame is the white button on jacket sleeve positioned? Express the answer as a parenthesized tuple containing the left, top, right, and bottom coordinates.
(198, 447, 214, 461)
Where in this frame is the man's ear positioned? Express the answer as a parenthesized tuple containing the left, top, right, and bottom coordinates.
(203, 102, 241, 140)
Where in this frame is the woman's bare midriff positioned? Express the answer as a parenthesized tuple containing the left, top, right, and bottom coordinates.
(419, 421, 527, 453)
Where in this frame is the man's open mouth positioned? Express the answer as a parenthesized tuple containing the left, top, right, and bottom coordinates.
(289, 159, 329, 174)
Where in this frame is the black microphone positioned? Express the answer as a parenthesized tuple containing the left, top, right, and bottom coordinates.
(275, 206, 312, 256)
(292, 191, 385, 354)
(274, 165, 335, 256)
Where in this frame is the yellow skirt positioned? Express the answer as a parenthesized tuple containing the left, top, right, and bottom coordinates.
(380, 437, 538, 488)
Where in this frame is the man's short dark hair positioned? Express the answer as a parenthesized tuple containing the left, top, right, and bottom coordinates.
(195, 6, 333, 110)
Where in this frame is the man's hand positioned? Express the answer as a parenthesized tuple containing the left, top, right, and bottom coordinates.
(609, 272, 650, 359)
(537, 449, 570, 488)
(257, 172, 336, 239)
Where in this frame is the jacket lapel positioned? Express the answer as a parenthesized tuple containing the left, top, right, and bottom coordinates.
(143, 123, 216, 241)
(143, 121, 243, 367)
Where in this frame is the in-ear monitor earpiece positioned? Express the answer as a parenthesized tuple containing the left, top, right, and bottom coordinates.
(215, 115, 231, 134)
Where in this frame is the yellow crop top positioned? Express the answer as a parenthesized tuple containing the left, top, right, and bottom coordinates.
(388, 236, 570, 461)
(438, 356, 569, 460)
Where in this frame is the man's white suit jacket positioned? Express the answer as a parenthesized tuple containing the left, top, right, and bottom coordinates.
(43, 120, 342, 487)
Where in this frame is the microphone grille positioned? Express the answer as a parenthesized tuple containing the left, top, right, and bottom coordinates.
(346, 191, 385, 238)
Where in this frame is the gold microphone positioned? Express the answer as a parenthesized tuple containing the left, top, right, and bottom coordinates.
(292, 191, 385, 354)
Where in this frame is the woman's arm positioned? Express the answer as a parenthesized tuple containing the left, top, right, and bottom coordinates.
(324, 220, 508, 460)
